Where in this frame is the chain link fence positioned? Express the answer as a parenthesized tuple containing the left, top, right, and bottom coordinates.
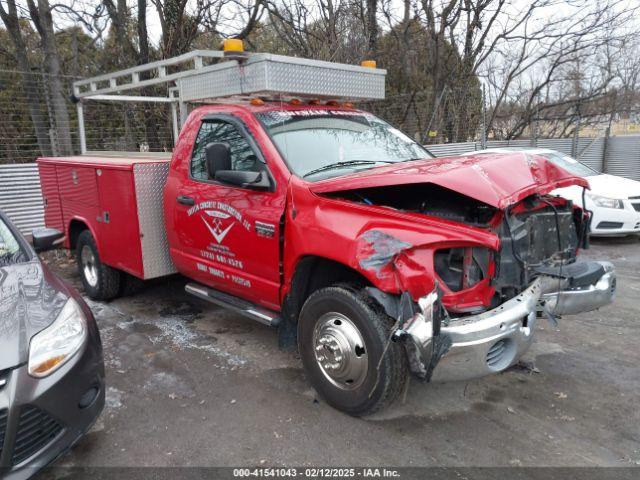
(366, 87, 484, 144)
(0, 68, 637, 170)
(0, 69, 488, 163)
(0, 69, 175, 163)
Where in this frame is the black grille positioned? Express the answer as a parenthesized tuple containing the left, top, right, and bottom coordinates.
(511, 208, 578, 265)
(632, 203, 640, 212)
(597, 221, 624, 229)
(11, 406, 63, 466)
(0, 409, 7, 457)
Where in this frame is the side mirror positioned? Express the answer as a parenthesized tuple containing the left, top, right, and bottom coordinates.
(215, 170, 270, 190)
(32, 228, 64, 253)
(205, 142, 231, 179)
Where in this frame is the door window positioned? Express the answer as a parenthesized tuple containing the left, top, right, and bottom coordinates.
(191, 120, 261, 180)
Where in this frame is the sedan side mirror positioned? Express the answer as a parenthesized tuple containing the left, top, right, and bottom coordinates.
(205, 142, 231, 180)
(215, 170, 271, 190)
(32, 228, 64, 253)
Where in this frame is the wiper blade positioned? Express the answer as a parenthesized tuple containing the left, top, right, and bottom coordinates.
(302, 160, 393, 178)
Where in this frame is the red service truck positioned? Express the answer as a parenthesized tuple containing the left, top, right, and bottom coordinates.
(35, 44, 616, 415)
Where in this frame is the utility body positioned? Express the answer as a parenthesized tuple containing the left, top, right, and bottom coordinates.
(36, 49, 617, 415)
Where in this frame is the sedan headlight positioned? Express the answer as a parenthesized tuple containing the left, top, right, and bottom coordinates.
(28, 298, 87, 377)
(588, 193, 624, 209)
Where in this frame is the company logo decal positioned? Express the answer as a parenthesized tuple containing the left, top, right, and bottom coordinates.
(188, 201, 252, 245)
(203, 210, 235, 244)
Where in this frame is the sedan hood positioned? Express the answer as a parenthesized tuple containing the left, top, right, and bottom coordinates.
(584, 174, 640, 199)
(0, 260, 68, 370)
(309, 153, 589, 209)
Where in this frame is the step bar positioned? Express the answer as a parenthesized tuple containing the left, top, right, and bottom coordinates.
(185, 283, 281, 327)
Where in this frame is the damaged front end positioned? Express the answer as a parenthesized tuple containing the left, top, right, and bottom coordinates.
(309, 153, 617, 383)
(339, 192, 617, 383)
(396, 259, 615, 382)
(389, 197, 617, 383)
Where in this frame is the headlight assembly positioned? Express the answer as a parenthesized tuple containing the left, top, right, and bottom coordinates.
(434, 246, 492, 292)
(588, 193, 624, 210)
(28, 297, 87, 377)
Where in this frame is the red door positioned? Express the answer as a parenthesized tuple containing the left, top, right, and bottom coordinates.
(168, 115, 285, 311)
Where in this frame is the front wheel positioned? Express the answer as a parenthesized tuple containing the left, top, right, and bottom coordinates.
(298, 285, 408, 416)
(76, 230, 121, 301)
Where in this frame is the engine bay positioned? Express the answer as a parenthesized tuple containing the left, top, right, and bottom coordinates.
(324, 183, 589, 311)
(324, 183, 498, 226)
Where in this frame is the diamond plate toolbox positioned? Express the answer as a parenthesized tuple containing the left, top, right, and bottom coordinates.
(178, 54, 386, 102)
(133, 162, 177, 279)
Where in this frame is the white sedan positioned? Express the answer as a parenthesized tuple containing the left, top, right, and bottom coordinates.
(465, 148, 640, 237)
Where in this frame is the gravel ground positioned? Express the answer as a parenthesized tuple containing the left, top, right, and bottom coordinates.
(38, 238, 640, 468)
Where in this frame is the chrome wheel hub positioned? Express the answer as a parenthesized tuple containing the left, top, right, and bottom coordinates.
(312, 312, 368, 390)
(81, 245, 98, 288)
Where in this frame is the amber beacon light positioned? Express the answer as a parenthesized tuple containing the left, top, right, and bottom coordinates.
(223, 39, 245, 52)
(361, 60, 377, 68)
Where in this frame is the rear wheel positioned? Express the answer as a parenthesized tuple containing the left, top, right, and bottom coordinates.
(76, 230, 121, 300)
(298, 285, 408, 416)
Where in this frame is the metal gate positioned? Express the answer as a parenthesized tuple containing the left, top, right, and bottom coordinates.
(0, 164, 44, 235)
(604, 136, 640, 181)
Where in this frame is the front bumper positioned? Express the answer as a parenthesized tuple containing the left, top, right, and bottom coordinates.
(397, 261, 616, 383)
(590, 203, 640, 236)
(0, 327, 104, 479)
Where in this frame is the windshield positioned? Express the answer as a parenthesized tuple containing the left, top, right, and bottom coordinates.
(542, 152, 598, 177)
(0, 217, 26, 267)
(257, 110, 432, 180)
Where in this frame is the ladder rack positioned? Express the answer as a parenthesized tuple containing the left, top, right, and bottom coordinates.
(72, 49, 386, 154)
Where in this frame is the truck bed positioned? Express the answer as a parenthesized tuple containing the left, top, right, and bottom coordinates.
(37, 152, 176, 280)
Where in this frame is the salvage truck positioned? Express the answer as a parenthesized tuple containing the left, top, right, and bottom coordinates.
(34, 42, 616, 415)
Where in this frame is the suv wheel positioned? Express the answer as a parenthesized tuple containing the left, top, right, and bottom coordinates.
(298, 285, 408, 416)
(76, 230, 120, 300)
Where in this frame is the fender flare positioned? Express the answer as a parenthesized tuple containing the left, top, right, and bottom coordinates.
(66, 216, 102, 258)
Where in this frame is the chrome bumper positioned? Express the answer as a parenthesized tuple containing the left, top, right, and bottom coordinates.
(542, 261, 616, 316)
(396, 261, 616, 383)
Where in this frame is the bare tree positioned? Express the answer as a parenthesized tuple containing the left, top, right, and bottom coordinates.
(152, 0, 202, 57)
(26, 0, 74, 155)
(136, 0, 161, 150)
(0, 0, 52, 156)
(102, 0, 137, 65)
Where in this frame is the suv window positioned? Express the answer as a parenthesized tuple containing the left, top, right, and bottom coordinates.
(0, 217, 27, 266)
(191, 120, 260, 180)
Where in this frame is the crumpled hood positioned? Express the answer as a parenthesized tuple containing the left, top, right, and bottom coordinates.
(0, 260, 68, 370)
(309, 153, 589, 209)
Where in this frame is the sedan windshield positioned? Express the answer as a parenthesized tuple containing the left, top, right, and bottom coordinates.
(543, 152, 598, 177)
(257, 110, 432, 180)
(0, 217, 26, 267)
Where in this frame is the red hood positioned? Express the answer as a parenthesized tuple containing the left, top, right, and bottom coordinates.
(308, 153, 589, 209)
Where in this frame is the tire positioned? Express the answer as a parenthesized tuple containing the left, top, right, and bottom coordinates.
(298, 285, 408, 416)
(76, 230, 121, 300)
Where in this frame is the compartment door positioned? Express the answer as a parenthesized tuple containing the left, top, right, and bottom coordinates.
(96, 167, 144, 277)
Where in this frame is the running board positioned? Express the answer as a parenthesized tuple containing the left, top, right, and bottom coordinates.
(185, 283, 281, 327)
